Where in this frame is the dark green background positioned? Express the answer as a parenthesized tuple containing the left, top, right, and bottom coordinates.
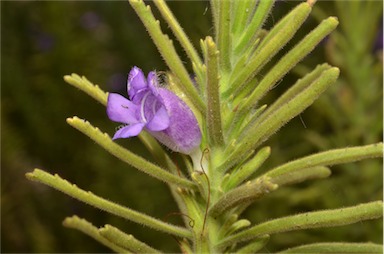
(2, 1, 382, 253)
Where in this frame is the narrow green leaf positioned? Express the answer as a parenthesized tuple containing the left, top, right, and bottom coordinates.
(218, 201, 383, 248)
(226, 2, 311, 96)
(231, 0, 257, 36)
(257, 2, 309, 50)
(266, 143, 383, 178)
(64, 74, 108, 106)
(217, 0, 231, 72)
(278, 242, 383, 253)
(225, 166, 331, 219)
(239, 17, 339, 110)
(210, 0, 219, 36)
(235, 235, 270, 254)
(225, 219, 251, 237)
(66, 117, 195, 189)
(99, 225, 162, 254)
(27, 169, 192, 239)
(153, 0, 203, 75)
(205, 36, 224, 146)
(209, 176, 278, 217)
(193, 61, 207, 97)
(191, 171, 210, 202)
(234, 0, 275, 55)
(220, 67, 340, 171)
(255, 63, 331, 125)
(226, 103, 267, 143)
(218, 214, 239, 239)
(270, 166, 331, 187)
(63, 216, 130, 253)
(128, 0, 205, 113)
(223, 147, 271, 191)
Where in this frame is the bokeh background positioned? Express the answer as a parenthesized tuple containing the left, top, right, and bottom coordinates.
(2, 1, 382, 253)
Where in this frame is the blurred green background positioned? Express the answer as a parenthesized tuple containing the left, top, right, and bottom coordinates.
(2, 1, 382, 253)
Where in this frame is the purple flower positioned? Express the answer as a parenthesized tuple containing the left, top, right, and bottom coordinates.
(107, 67, 202, 154)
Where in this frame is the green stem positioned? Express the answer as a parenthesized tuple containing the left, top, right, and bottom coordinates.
(63, 216, 130, 253)
(27, 169, 192, 239)
(128, 0, 205, 114)
(205, 36, 224, 146)
(218, 201, 383, 248)
(67, 117, 195, 189)
(99, 225, 162, 254)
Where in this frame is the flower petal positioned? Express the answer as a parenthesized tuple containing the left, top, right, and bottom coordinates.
(107, 93, 139, 124)
(112, 123, 145, 140)
(149, 88, 201, 154)
(146, 106, 170, 131)
(128, 66, 147, 100)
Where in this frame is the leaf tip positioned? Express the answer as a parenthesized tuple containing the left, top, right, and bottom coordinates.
(306, 0, 317, 7)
